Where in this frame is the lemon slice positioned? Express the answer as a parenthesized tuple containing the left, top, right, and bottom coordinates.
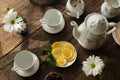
(67, 51, 75, 61)
(52, 42, 63, 50)
(63, 42, 75, 52)
(52, 48, 63, 59)
(62, 48, 72, 59)
(56, 57, 67, 66)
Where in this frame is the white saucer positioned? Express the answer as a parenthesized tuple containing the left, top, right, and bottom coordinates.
(112, 22, 120, 46)
(112, 31, 120, 45)
(41, 19, 65, 34)
(15, 54, 40, 77)
(56, 41, 77, 68)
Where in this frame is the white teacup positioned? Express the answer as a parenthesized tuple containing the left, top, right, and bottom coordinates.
(66, 0, 85, 19)
(11, 50, 37, 71)
(39, 9, 65, 34)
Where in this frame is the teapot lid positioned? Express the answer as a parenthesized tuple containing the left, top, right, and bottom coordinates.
(85, 13, 108, 34)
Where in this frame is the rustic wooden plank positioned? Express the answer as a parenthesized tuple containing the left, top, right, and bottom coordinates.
(0, 0, 120, 80)
(2, 63, 23, 80)
(2, 35, 120, 80)
(73, 35, 120, 80)
(0, 8, 74, 68)
(0, 40, 81, 80)
(0, 0, 66, 57)
(0, 7, 76, 80)
(84, 0, 104, 13)
(0, 0, 35, 56)
(0, 71, 8, 80)
(0, 0, 30, 23)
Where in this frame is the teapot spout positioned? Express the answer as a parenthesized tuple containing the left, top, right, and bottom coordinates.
(70, 21, 80, 40)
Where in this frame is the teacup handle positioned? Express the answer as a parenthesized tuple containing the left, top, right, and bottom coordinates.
(39, 19, 46, 24)
(107, 22, 117, 35)
(11, 66, 19, 71)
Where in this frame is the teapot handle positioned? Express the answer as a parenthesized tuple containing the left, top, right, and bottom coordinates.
(71, 21, 80, 40)
(107, 22, 117, 35)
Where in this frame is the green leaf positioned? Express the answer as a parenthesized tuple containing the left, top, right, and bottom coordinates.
(44, 58, 50, 63)
(16, 15, 26, 23)
(22, 18, 26, 23)
(7, 8, 10, 11)
(47, 52, 56, 67)
(47, 44, 52, 52)
(41, 48, 47, 55)
(48, 52, 53, 58)
(50, 59, 56, 67)
(16, 15, 20, 19)
(40, 44, 56, 67)
(49, 56, 56, 68)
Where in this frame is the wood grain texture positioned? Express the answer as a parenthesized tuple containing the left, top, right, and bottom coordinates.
(0, 0, 120, 80)
(0, 0, 65, 57)
(0, 7, 74, 69)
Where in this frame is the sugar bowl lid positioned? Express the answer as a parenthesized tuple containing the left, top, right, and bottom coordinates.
(85, 13, 108, 34)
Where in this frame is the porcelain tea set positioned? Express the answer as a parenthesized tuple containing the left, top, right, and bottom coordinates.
(12, 0, 120, 77)
(71, 13, 116, 50)
(39, 0, 85, 34)
(39, 0, 119, 49)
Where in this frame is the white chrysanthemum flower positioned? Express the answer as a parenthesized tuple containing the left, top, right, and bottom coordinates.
(82, 55, 105, 76)
(2, 9, 26, 33)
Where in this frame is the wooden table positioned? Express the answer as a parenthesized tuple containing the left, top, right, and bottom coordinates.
(0, 0, 120, 80)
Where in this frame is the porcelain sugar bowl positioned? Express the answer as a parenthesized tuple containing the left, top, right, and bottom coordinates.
(71, 13, 116, 50)
(66, 0, 84, 19)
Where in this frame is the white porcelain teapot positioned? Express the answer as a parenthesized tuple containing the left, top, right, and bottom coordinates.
(66, 0, 84, 19)
(71, 13, 117, 50)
